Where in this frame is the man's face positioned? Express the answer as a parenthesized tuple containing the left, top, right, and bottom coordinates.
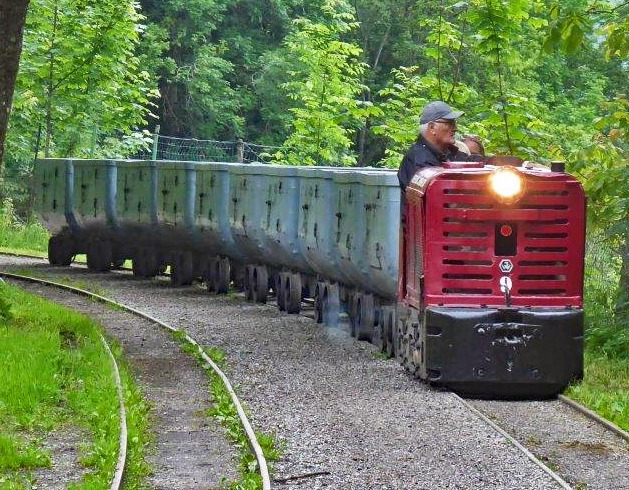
(428, 119, 457, 151)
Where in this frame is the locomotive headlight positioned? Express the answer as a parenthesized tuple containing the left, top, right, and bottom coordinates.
(488, 167, 525, 203)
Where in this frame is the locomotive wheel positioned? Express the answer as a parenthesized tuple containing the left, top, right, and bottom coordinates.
(283, 272, 302, 314)
(87, 239, 112, 272)
(322, 283, 340, 327)
(171, 251, 194, 286)
(356, 293, 374, 341)
(395, 316, 405, 365)
(251, 265, 269, 304)
(410, 320, 425, 379)
(216, 256, 231, 294)
(399, 317, 413, 372)
(314, 282, 325, 324)
(372, 307, 386, 351)
(48, 235, 74, 266)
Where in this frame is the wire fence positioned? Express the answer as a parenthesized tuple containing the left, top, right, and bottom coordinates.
(134, 133, 281, 164)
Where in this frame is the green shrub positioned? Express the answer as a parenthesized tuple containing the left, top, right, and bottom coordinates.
(0, 198, 49, 253)
(583, 233, 627, 358)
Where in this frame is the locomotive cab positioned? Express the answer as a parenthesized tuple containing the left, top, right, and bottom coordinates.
(398, 159, 586, 398)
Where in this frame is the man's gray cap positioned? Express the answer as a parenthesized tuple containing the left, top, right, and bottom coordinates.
(420, 100, 464, 124)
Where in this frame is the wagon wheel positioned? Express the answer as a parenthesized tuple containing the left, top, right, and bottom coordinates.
(171, 251, 194, 286)
(48, 235, 74, 266)
(322, 283, 340, 328)
(87, 239, 112, 272)
(283, 272, 302, 314)
(216, 256, 231, 294)
(275, 273, 286, 311)
(348, 291, 358, 337)
(243, 265, 253, 300)
(111, 257, 125, 269)
(372, 306, 385, 351)
(145, 248, 161, 278)
(251, 265, 269, 304)
(356, 293, 374, 341)
(132, 251, 147, 277)
(133, 247, 156, 278)
(204, 256, 218, 292)
(314, 282, 325, 323)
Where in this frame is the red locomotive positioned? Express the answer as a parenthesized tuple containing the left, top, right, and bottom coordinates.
(393, 157, 586, 397)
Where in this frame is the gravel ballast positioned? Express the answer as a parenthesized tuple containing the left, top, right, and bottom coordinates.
(2, 257, 628, 489)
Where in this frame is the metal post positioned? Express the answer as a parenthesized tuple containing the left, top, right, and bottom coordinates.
(152, 124, 161, 161)
(236, 138, 244, 163)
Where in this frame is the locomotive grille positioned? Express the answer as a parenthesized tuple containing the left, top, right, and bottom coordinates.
(424, 173, 585, 308)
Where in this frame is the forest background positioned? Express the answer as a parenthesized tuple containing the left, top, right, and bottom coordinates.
(0, 0, 627, 356)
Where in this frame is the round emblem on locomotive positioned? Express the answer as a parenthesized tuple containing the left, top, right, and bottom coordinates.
(499, 259, 514, 273)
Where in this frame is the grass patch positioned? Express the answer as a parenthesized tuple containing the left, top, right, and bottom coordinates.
(0, 203, 49, 255)
(0, 282, 151, 488)
(564, 352, 629, 432)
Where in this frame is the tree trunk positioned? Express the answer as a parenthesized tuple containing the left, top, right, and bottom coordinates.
(616, 224, 629, 327)
(0, 0, 30, 187)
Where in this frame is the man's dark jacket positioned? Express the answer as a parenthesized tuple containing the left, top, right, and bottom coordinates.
(397, 136, 449, 192)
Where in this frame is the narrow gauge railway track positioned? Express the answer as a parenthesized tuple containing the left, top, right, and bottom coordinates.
(0, 264, 268, 489)
(2, 253, 628, 489)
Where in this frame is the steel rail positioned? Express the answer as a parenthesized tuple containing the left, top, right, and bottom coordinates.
(0, 269, 271, 490)
(452, 393, 574, 490)
(98, 330, 128, 489)
(558, 394, 629, 443)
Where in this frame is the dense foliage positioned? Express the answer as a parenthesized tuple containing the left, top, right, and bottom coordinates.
(3, 0, 628, 352)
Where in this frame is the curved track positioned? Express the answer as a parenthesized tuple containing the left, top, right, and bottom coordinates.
(1, 253, 627, 489)
(0, 265, 270, 490)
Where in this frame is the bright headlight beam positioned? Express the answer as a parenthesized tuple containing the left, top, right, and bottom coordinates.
(489, 167, 524, 202)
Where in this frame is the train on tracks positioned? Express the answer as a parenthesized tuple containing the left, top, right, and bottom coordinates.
(33, 156, 586, 398)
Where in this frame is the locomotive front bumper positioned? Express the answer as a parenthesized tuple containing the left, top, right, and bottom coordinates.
(424, 306, 583, 398)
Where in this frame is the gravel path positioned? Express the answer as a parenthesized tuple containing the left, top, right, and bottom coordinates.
(2, 257, 627, 489)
